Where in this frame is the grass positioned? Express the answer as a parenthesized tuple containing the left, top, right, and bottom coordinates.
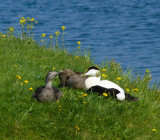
(0, 29, 160, 139)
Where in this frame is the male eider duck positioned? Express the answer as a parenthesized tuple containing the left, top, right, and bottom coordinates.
(84, 66, 138, 101)
(59, 69, 88, 89)
(32, 71, 62, 102)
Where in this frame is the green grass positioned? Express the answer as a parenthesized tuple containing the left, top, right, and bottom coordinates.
(0, 35, 160, 140)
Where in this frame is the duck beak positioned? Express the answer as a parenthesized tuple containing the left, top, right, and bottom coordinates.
(80, 73, 85, 77)
(58, 70, 63, 74)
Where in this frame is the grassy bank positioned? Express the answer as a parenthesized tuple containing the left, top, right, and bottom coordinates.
(0, 33, 160, 139)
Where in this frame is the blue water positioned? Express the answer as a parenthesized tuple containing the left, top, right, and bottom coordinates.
(1, 0, 160, 84)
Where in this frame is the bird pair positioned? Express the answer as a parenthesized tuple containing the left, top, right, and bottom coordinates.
(33, 66, 138, 102)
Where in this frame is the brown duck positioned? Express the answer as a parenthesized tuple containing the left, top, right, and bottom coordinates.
(32, 71, 62, 102)
(59, 69, 88, 89)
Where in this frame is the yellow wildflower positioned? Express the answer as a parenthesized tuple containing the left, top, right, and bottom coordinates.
(75, 56, 80, 59)
(55, 31, 60, 35)
(9, 27, 14, 31)
(83, 93, 87, 97)
(50, 35, 53, 38)
(126, 88, 130, 92)
(2, 35, 6, 37)
(41, 33, 45, 38)
(75, 126, 80, 131)
(24, 80, 29, 83)
(27, 26, 30, 29)
(52, 67, 55, 70)
(152, 129, 157, 132)
(102, 69, 107, 72)
(146, 69, 149, 73)
(59, 109, 62, 111)
(102, 74, 107, 78)
(41, 40, 44, 42)
(29, 87, 33, 90)
(77, 46, 80, 49)
(83, 102, 87, 104)
(77, 41, 81, 45)
(20, 17, 26, 23)
(103, 93, 108, 97)
(16, 75, 21, 80)
(36, 21, 38, 24)
(30, 17, 34, 22)
(132, 88, 139, 92)
(59, 105, 61, 108)
(116, 77, 122, 80)
(61, 26, 66, 31)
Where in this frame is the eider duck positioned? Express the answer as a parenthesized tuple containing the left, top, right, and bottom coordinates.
(32, 71, 62, 102)
(59, 69, 88, 89)
(84, 66, 138, 101)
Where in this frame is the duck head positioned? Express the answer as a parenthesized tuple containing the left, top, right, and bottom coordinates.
(85, 66, 100, 77)
(46, 71, 59, 83)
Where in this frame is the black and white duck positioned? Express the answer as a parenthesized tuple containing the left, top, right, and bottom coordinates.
(84, 66, 138, 101)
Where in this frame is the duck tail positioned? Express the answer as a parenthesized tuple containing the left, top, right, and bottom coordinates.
(125, 93, 139, 101)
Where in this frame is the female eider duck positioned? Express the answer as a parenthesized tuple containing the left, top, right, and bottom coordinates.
(84, 66, 138, 101)
(32, 71, 62, 102)
(59, 69, 88, 89)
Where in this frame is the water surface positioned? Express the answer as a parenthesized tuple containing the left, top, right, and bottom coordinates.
(1, 0, 160, 84)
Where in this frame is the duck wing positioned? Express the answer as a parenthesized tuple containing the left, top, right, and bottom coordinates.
(52, 86, 62, 100)
(87, 85, 120, 97)
(65, 75, 86, 89)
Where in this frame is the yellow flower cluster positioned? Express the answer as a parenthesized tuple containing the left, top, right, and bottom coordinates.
(27, 17, 34, 22)
(83, 93, 87, 97)
(2, 35, 6, 37)
(41, 33, 45, 38)
(103, 93, 108, 97)
(50, 35, 53, 39)
(20, 17, 26, 23)
(75, 126, 80, 131)
(102, 74, 107, 78)
(58, 105, 62, 111)
(152, 129, 157, 132)
(116, 77, 122, 80)
(146, 69, 149, 73)
(29, 87, 33, 90)
(132, 88, 139, 92)
(9, 27, 14, 32)
(55, 31, 60, 35)
(126, 88, 130, 92)
(77, 41, 81, 45)
(102, 69, 107, 72)
(16, 75, 21, 80)
(61, 26, 66, 31)
(75, 56, 80, 59)
(24, 80, 29, 83)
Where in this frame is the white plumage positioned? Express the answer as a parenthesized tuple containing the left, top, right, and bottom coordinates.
(84, 68, 126, 101)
